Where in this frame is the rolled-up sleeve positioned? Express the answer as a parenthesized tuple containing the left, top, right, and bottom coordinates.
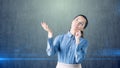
(46, 35, 61, 56)
(75, 39, 88, 63)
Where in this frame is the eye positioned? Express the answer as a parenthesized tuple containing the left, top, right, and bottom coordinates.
(75, 19, 78, 21)
(79, 22, 84, 26)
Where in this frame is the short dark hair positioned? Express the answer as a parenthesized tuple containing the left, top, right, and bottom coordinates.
(74, 14, 88, 29)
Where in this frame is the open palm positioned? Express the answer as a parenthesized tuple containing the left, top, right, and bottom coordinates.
(41, 22, 51, 32)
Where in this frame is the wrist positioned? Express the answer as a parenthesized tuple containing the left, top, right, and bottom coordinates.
(76, 39, 80, 45)
(48, 32, 53, 38)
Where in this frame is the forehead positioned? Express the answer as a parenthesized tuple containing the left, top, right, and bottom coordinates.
(75, 16, 86, 23)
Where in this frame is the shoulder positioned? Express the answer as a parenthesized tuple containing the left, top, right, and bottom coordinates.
(54, 34, 64, 40)
(81, 37, 87, 41)
(56, 34, 64, 38)
(80, 38, 88, 45)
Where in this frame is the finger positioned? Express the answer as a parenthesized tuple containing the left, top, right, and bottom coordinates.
(76, 31, 81, 37)
(41, 23, 47, 29)
(41, 21, 46, 24)
(76, 33, 80, 36)
(41, 23, 45, 27)
(41, 22, 43, 26)
(41, 22, 44, 25)
(42, 22, 47, 26)
(76, 31, 80, 34)
(41, 22, 47, 26)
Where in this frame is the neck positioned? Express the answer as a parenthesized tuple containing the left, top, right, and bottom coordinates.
(70, 29, 76, 35)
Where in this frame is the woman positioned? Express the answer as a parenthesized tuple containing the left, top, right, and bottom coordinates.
(41, 14, 88, 68)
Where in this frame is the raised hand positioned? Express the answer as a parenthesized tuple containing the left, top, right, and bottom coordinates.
(41, 22, 51, 32)
(41, 22, 53, 38)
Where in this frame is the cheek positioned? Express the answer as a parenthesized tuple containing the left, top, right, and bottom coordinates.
(77, 25, 84, 30)
(71, 22, 76, 27)
(80, 26, 84, 29)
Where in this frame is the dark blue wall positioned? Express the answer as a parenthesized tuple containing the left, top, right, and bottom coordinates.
(0, 0, 120, 68)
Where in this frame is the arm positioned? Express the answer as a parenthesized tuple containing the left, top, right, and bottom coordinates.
(41, 22, 53, 38)
(41, 22, 60, 56)
(75, 39, 88, 63)
(47, 35, 61, 56)
(75, 31, 88, 63)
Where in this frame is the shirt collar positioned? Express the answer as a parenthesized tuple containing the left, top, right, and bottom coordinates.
(67, 31, 83, 40)
(67, 31, 74, 38)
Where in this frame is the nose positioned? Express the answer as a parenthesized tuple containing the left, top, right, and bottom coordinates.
(75, 21, 78, 24)
(75, 22, 80, 26)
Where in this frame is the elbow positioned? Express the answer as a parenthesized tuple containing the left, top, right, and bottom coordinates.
(47, 52, 52, 56)
(46, 49, 55, 56)
(75, 55, 85, 63)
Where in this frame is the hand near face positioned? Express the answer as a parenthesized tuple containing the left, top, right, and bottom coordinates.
(75, 31, 81, 39)
(75, 31, 81, 45)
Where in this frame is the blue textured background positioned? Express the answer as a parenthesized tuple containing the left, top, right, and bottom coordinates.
(0, 0, 120, 68)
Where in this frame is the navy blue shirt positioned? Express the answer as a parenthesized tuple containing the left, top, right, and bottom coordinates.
(46, 32, 88, 64)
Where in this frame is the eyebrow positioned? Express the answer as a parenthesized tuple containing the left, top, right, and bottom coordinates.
(76, 18, 86, 24)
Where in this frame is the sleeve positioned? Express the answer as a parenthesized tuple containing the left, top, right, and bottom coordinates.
(46, 35, 61, 56)
(75, 39, 88, 63)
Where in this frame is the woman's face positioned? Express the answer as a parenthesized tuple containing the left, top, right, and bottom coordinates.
(71, 16, 86, 32)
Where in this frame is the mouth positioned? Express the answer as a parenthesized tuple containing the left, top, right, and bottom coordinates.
(73, 27, 80, 30)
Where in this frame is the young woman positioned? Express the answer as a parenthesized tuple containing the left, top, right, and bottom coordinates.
(41, 14, 88, 68)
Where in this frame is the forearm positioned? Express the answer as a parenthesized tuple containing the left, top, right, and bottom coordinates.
(48, 30, 53, 38)
(46, 35, 60, 56)
(75, 39, 88, 63)
(46, 38, 55, 56)
(76, 39, 80, 45)
(75, 46, 85, 63)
